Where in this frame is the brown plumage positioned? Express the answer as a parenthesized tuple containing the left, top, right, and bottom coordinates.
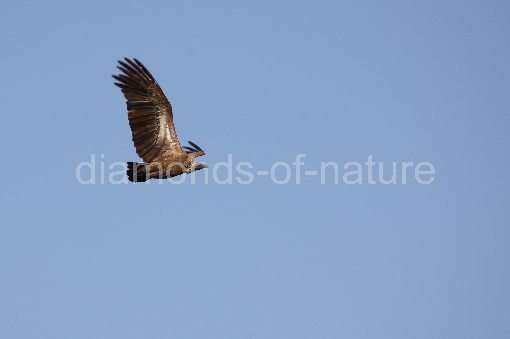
(112, 58, 207, 182)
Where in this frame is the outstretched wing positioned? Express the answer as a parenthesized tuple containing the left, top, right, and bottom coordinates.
(183, 140, 205, 159)
(112, 58, 182, 162)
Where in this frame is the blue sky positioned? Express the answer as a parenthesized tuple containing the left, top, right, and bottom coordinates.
(1, 1, 509, 338)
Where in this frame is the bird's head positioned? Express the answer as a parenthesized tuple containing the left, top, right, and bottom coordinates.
(188, 161, 208, 173)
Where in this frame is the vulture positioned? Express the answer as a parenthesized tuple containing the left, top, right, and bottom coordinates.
(112, 58, 207, 182)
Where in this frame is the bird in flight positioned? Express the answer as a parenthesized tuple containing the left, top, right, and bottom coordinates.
(113, 58, 207, 182)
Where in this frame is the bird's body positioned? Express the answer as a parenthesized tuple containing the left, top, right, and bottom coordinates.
(112, 58, 207, 182)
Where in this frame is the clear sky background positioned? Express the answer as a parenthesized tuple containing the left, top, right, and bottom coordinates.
(1, 1, 509, 338)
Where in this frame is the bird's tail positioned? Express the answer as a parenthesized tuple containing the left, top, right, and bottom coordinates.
(127, 162, 148, 182)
